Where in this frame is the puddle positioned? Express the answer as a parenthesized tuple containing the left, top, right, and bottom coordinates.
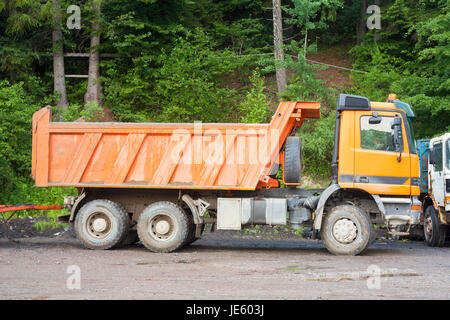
(175, 259, 200, 264)
(282, 266, 310, 271)
(280, 265, 332, 272)
(306, 271, 420, 282)
(135, 261, 163, 265)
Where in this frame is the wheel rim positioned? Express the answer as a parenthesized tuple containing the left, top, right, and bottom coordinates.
(86, 212, 112, 239)
(148, 214, 176, 241)
(424, 215, 433, 239)
(332, 218, 358, 244)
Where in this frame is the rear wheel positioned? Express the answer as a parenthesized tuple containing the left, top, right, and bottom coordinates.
(184, 213, 197, 246)
(74, 199, 130, 250)
(423, 206, 446, 247)
(321, 205, 373, 256)
(137, 201, 189, 253)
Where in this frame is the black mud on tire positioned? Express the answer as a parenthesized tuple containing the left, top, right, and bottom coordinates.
(321, 204, 373, 256)
(137, 201, 189, 253)
(284, 136, 302, 184)
(74, 199, 130, 250)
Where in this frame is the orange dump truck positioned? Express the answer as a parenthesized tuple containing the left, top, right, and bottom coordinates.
(32, 93, 422, 255)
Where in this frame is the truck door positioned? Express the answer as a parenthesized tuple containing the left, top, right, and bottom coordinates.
(430, 140, 445, 206)
(354, 111, 411, 195)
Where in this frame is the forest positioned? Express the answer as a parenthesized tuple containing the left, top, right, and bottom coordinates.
(0, 0, 449, 210)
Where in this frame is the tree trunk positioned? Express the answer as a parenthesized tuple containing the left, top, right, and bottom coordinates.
(84, 0, 102, 108)
(273, 0, 287, 95)
(356, 0, 367, 44)
(52, 0, 68, 117)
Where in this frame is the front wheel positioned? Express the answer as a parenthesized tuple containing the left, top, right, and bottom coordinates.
(321, 205, 373, 256)
(423, 206, 446, 247)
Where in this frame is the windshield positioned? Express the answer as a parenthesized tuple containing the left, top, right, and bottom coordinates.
(447, 140, 450, 170)
(394, 100, 417, 154)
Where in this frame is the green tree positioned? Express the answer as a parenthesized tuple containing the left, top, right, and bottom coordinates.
(154, 29, 241, 122)
(239, 70, 270, 123)
(0, 79, 75, 205)
(350, 0, 450, 138)
(284, 0, 343, 57)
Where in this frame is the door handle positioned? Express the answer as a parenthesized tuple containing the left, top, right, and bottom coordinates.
(358, 176, 369, 183)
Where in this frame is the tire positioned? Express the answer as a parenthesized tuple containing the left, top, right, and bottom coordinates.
(185, 223, 205, 246)
(74, 199, 130, 250)
(423, 206, 446, 247)
(137, 201, 189, 253)
(321, 205, 373, 256)
(284, 136, 302, 184)
(184, 213, 197, 246)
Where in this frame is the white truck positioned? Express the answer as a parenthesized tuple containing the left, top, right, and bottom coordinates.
(419, 133, 450, 246)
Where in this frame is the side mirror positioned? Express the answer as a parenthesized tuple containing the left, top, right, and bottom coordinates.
(369, 112, 382, 124)
(369, 116, 382, 124)
(391, 117, 403, 160)
(429, 149, 436, 165)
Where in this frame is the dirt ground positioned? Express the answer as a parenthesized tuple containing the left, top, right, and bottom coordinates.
(0, 219, 449, 300)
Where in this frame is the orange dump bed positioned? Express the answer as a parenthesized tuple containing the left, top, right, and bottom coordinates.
(31, 102, 320, 190)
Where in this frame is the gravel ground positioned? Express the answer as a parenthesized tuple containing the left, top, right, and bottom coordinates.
(0, 219, 449, 300)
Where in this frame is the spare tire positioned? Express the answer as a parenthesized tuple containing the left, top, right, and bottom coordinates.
(284, 136, 302, 184)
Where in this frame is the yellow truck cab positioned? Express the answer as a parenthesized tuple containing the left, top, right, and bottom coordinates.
(313, 93, 421, 250)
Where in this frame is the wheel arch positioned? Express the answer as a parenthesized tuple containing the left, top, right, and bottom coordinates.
(181, 194, 201, 225)
(422, 196, 435, 224)
(69, 192, 87, 222)
(313, 185, 385, 230)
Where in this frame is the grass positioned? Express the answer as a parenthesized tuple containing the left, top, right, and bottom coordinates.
(33, 216, 68, 232)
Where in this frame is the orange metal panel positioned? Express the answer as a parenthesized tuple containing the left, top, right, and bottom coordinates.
(80, 134, 126, 183)
(33, 106, 51, 186)
(106, 133, 146, 185)
(49, 133, 83, 182)
(349, 110, 412, 196)
(198, 134, 237, 186)
(31, 101, 321, 190)
(62, 133, 102, 184)
(337, 110, 355, 184)
(151, 133, 191, 185)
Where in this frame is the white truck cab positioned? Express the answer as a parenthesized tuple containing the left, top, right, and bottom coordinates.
(424, 133, 450, 246)
(429, 133, 450, 211)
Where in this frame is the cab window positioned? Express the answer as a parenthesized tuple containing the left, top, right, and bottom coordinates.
(446, 140, 450, 170)
(360, 116, 396, 152)
(434, 142, 443, 172)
